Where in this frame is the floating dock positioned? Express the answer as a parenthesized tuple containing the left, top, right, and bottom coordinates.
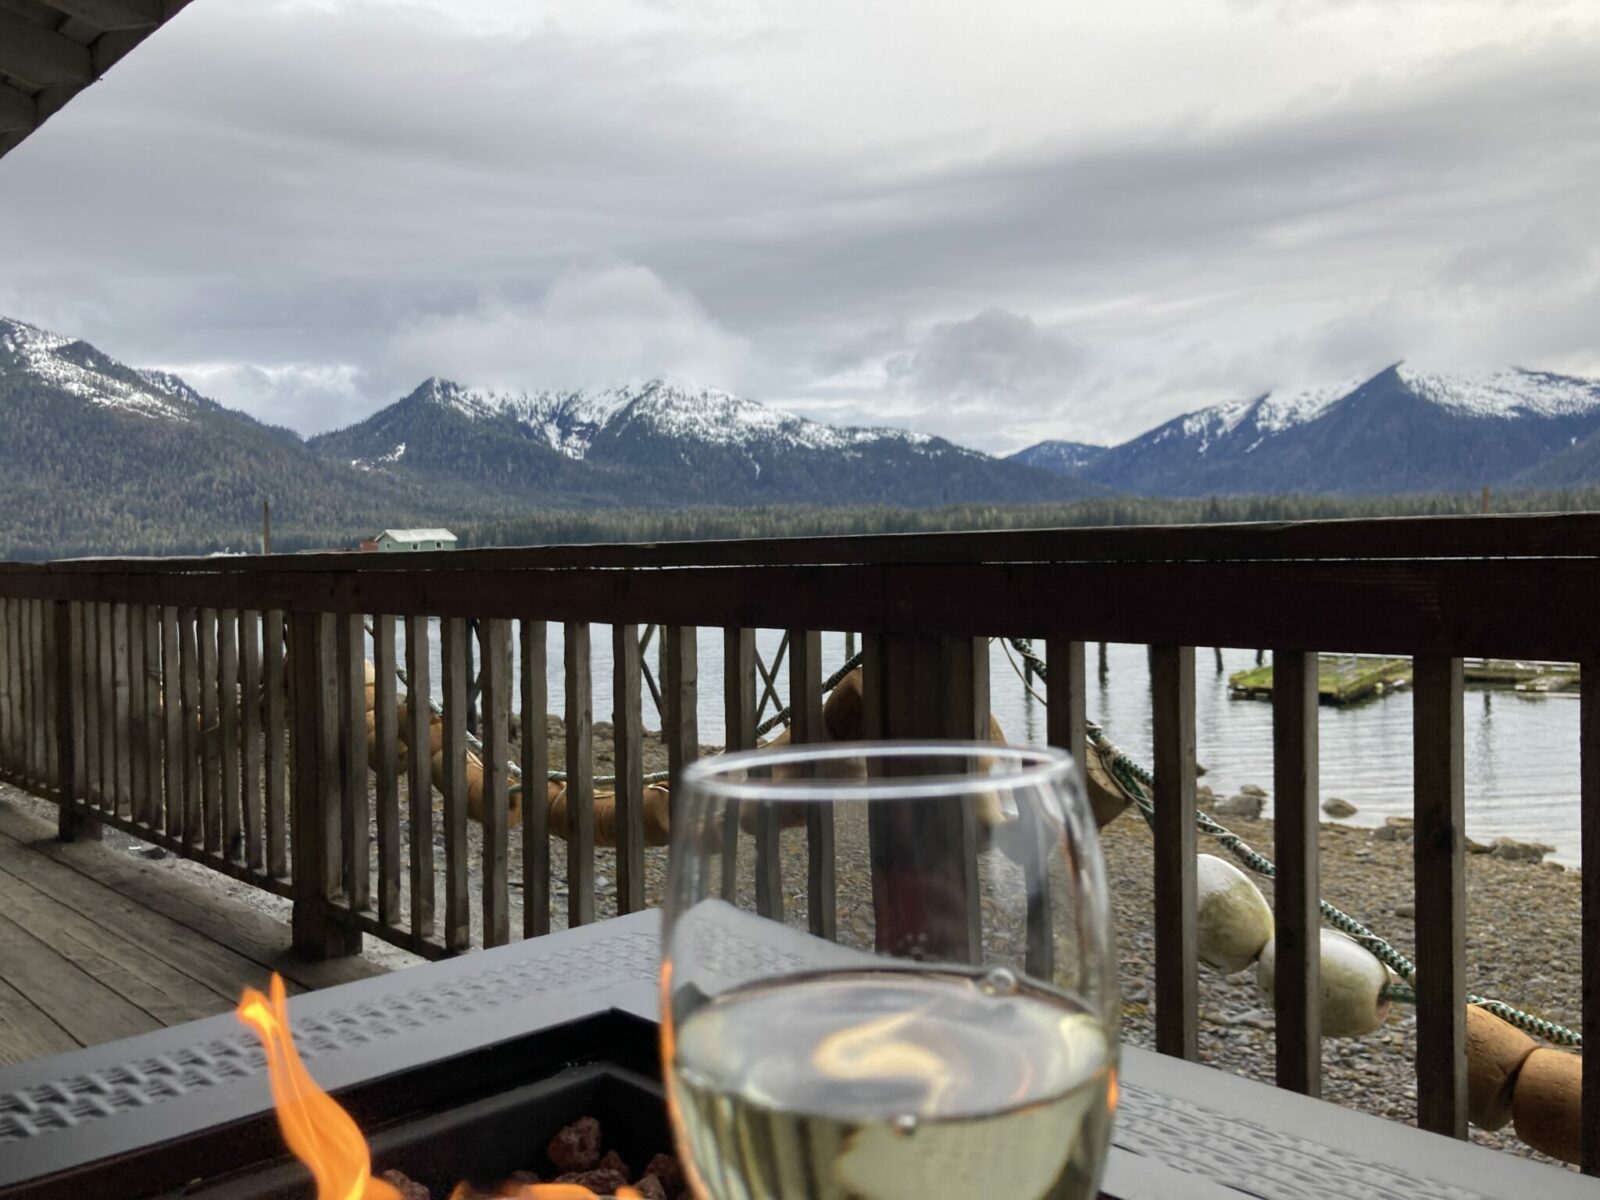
(1229, 656, 1411, 705)
(1228, 657, 1580, 705)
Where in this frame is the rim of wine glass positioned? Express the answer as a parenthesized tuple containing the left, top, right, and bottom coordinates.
(680, 739, 1075, 802)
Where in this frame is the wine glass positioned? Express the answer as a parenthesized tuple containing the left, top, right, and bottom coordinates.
(661, 741, 1118, 1200)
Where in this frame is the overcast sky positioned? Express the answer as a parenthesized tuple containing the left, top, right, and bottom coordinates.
(3, 0, 1599, 452)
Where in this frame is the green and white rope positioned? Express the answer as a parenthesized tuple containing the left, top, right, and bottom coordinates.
(1004, 636, 1581, 1049)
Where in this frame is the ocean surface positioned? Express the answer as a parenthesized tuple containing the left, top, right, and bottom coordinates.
(391, 626, 1582, 865)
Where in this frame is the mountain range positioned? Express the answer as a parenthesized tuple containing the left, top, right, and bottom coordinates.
(307, 376, 1090, 509)
(8, 311, 1600, 558)
(0, 315, 1089, 557)
(1008, 365, 1600, 496)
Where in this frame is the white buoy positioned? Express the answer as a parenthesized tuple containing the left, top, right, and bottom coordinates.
(1196, 853, 1274, 973)
(1257, 929, 1391, 1037)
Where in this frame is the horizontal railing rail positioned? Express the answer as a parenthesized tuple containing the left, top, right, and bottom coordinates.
(0, 514, 1595, 1173)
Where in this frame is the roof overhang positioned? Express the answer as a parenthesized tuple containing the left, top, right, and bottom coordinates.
(0, 0, 196, 162)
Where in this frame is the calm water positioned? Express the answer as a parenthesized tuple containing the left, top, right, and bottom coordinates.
(391, 628, 1582, 865)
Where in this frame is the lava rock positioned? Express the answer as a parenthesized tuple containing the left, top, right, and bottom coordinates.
(378, 1170, 431, 1200)
(547, 1116, 602, 1172)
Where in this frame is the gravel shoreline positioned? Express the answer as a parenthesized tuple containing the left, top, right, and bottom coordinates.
(7, 722, 1583, 1169)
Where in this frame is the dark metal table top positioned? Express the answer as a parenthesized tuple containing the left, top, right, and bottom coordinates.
(0, 910, 1588, 1199)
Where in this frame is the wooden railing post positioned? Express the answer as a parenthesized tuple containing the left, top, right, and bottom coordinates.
(1151, 643, 1198, 1060)
(722, 627, 756, 903)
(562, 620, 595, 928)
(1413, 654, 1466, 1138)
(1579, 651, 1600, 1174)
(1272, 648, 1321, 1095)
(480, 617, 511, 947)
(790, 628, 835, 940)
(54, 599, 97, 842)
(663, 625, 699, 797)
(861, 633, 983, 962)
(612, 623, 646, 915)
(518, 618, 548, 938)
(288, 612, 360, 959)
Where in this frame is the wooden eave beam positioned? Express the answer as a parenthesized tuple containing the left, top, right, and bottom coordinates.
(0, 80, 35, 133)
(44, 0, 160, 30)
(0, 11, 92, 87)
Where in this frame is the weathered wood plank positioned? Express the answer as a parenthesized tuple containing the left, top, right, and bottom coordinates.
(47, 0, 163, 32)
(405, 614, 436, 941)
(1, 601, 12, 773)
(612, 623, 645, 915)
(98, 601, 115, 812)
(0, 973, 77, 1065)
(0, 11, 94, 87)
(1272, 648, 1321, 1096)
(480, 617, 510, 948)
(127, 604, 148, 825)
(141, 606, 161, 826)
(519, 618, 548, 938)
(197, 607, 220, 851)
(1151, 644, 1198, 1061)
(112, 603, 131, 810)
(565, 621, 595, 928)
(0, 802, 379, 992)
(663, 625, 699, 798)
(262, 610, 287, 877)
(860, 633, 983, 960)
(52, 602, 83, 841)
(337, 613, 369, 912)
(0, 912, 159, 1043)
(239, 609, 263, 871)
(288, 612, 357, 959)
(218, 609, 240, 858)
(0, 863, 230, 1025)
(1413, 654, 1466, 1138)
(1045, 638, 1087, 797)
(14, 556, 1600, 663)
(790, 628, 835, 940)
(1582, 650, 1600, 1176)
(161, 607, 180, 836)
(721, 627, 756, 902)
(440, 616, 471, 952)
(372, 614, 400, 928)
(177, 608, 201, 844)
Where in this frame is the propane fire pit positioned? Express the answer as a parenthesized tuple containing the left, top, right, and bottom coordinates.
(0, 911, 1590, 1200)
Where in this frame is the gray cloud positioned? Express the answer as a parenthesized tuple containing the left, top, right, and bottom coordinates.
(0, 1, 1597, 450)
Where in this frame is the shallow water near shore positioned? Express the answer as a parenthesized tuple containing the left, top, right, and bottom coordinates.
(392, 628, 1582, 865)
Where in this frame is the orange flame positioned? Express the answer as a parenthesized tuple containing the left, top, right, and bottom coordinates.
(238, 974, 642, 1200)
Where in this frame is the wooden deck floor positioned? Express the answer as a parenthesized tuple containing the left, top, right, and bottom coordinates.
(0, 789, 388, 1068)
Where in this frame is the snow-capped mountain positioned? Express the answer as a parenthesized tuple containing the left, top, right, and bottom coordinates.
(0, 315, 439, 557)
(0, 316, 202, 423)
(1077, 365, 1600, 496)
(310, 376, 1095, 507)
(1005, 440, 1106, 475)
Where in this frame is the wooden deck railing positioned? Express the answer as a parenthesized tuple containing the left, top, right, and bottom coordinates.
(0, 513, 1597, 1168)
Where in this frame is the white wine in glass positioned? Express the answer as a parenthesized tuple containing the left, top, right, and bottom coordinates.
(662, 742, 1119, 1200)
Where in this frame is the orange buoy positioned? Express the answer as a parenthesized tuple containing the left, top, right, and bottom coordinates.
(1511, 1047, 1582, 1163)
(1465, 1005, 1537, 1131)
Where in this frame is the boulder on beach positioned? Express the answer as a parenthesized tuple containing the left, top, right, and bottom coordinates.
(1322, 797, 1357, 818)
(1238, 783, 1267, 798)
(1215, 792, 1265, 819)
(1489, 837, 1552, 864)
